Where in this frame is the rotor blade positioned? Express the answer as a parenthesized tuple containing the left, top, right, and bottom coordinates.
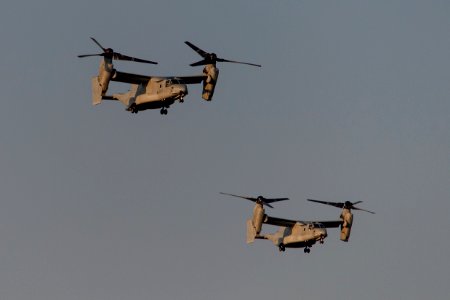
(217, 58, 261, 67)
(112, 52, 158, 64)
(90, 37, 106, 52)
(307, 199, 344, 209)
(189, 59, 209, 67)
(185, 41, 208, 58)
(352, 201, 363, 205)
(263, 202, 274, 209)
(220, 192, 287, 209)
(219, 192, 257, 202)
(353, 207, 375, 214)
(77, 53, 103, 58)
(263, 197, 289, 203)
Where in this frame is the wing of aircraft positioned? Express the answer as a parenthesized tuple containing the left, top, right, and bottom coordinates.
(112, 71, 151, 84)
(172, 75, 206, 84)
(264, 216, 303, 227)
(264, 215, 342, 228)
(111, 71, 205, 85)
(308, 220, 342, 228)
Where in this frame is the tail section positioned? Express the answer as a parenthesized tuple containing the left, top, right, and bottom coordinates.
(91, 76, 102, 106)
(247, 202, 266, 244)
(111, 84, 141, 107)
(91, 59, 115, 106)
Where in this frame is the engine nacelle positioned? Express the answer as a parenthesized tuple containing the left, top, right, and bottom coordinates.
(91, 58, 115, 106)
(340, 209, 353, 242)
(246, 219, 256, 244)
(201, 64, 219, 101)
(251, 203, 264, 235)
(97, 58, 115, 95)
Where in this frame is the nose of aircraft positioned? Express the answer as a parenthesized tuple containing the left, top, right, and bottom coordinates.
(318, 228, 327, 238)
(172, 84, 187, 96)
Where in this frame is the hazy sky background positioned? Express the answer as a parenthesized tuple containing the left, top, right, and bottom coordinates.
(1, 0, 450, 299)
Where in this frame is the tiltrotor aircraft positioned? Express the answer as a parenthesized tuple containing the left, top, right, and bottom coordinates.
(78, 38, 260, 115)
(220, 192, 374, 253)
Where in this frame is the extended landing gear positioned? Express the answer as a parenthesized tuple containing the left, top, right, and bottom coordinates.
(319, 236, 325, 244)
(304, 247, 311, 253)
(127, 103, 139, 114)
(160, 107, 168, 115)
(278, 243, 286, 252)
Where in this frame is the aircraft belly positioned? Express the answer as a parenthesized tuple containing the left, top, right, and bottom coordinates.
(136, 99, 175, 111)
(283, 233, 316, 247)
(135, 94, 165, 105)
(135, 91, 180, 105)
(285, 241, 315, 249)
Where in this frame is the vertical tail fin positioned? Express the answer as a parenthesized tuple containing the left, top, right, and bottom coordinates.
(91, 76, 102, 106)
(111, 84, 141, 107)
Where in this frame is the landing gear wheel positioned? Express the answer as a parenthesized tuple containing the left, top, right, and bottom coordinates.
(160, 108, 168, 115)
(304, 247, 310, 253)
(128, 104, 138, 114)
(278, 243, 285, 252)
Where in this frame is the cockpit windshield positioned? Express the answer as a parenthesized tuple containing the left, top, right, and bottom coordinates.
(166, 79, 180, 87)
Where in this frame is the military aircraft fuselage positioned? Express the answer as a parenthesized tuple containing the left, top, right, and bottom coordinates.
(134, 77, 188, 106)
(280, 223, 327, 248)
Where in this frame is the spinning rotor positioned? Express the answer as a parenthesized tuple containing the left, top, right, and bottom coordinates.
(307, 199, 375, 214)
(185, 42, 261, 67)
(220, 192, 288, 208)
(78, 37, 158, 64)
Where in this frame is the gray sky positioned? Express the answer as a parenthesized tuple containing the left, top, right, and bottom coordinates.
(1, 0, 450, 299)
